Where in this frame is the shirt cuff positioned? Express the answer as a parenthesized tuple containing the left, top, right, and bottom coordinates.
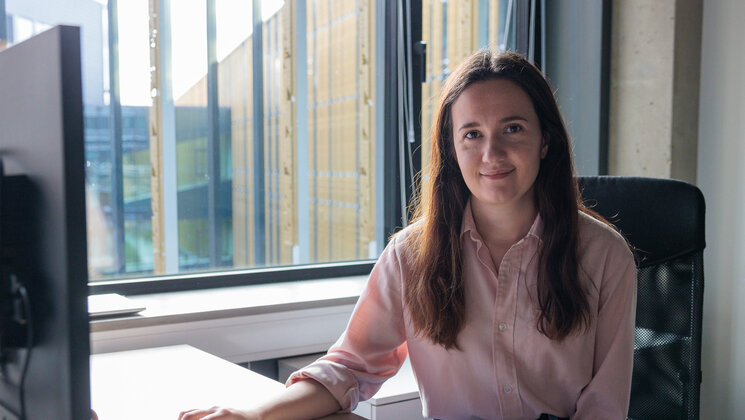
(286, 360, 361, 412)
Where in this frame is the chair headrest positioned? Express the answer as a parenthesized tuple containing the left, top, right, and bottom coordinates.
(577, 176, 705, 267)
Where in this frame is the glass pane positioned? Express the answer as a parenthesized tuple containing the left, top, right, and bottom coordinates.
(171, 0, 211, 272)
(420, 0, 504, 202)
(306, 0, 377, 264)
(118, 0, 154, 276)
(214, 0, 378, 271)
(215, 0, 252, 268)
(7, 0, 379, 281)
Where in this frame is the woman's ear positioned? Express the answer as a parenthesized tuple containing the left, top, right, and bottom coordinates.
(541, 134, 549, 159)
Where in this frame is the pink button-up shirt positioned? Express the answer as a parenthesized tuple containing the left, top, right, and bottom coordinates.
(288, 202, 636, 420)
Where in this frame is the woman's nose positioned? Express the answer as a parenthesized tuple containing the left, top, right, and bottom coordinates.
(482, 137, 506, 162)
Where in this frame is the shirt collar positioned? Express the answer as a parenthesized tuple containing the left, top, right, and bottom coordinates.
(460, 198, 544, 242)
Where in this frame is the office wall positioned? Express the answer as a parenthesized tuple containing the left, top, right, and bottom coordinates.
(608, 0, 701, 184)
(696, 0, 745, 418)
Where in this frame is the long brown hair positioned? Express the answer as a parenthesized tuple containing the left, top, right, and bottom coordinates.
(402, 49, 593, 348)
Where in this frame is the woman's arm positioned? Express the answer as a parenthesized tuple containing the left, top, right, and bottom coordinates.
(285, 237, 409, 411)
(573, 241, 637, 419)
(178, 378, 341, 420)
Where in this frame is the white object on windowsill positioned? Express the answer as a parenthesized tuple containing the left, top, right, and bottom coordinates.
(88, 293, 147, 318)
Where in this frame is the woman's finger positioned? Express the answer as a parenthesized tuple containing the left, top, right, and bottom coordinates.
(199, 409, 233, 420)
(178, 407, 218, 420)
(183, 407, 250, 420)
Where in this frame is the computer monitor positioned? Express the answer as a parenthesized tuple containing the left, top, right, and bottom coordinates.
(0, 26, 91, 420)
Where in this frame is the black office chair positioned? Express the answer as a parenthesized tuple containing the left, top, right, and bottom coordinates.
(578, 176, 705, 420)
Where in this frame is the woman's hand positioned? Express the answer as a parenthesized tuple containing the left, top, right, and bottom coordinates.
(177, 379, 340, 420)
(178, 407, 261, 420)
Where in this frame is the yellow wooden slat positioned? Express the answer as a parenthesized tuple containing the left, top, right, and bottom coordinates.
(148, 0, 165, 274)
(279, 3, 297, 264)
(358, 0, 373, 257)
(471, 0, 479, 50)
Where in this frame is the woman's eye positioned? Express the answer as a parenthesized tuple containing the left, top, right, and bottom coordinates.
(465, 130, 479, 139)
(505, 124, 522, 134)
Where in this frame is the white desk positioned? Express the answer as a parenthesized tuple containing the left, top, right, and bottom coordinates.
(278, 354, 424, 420)
(350, 358, 424, 420)
(90, 345, 364, 420)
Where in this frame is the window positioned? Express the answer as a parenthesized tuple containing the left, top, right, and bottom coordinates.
(0, 0, 521, 294)
(420, 0, 509, 203)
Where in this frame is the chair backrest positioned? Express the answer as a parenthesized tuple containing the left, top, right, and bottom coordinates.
(578, 176, 705, 420)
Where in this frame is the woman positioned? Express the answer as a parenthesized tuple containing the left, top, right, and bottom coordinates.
(179, 50, 636, 420)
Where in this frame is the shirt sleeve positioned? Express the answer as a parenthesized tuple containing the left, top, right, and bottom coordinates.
(286, 238, 409, 412)
(573, 239, 637, 420)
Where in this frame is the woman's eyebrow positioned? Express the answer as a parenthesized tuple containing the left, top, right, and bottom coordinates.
(457, 121, 480, 131)
(457, 115, 528, 132)
(499, 115, 528, 123)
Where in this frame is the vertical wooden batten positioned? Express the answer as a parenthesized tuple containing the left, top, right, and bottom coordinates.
(148, 0, 179, 274)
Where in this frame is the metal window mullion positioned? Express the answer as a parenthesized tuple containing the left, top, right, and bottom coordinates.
(375, 0, 402, 252)
(273, 18, 280, 264)
(326, 0, 333, 259)
(312, 0, 319, 262)
(252, 0, 266, 266)
(242, 41, 250, 264)
(395, 0, 422, 228)
(540, 0, 546, 70)
(272, 20, 277, 264)
(295, 0, 310, 264)
(396, 1, 407, 226)
(427, 0, 434, 125)
(265, 20, 274, 265)
(408, 0, 423, 214)
(598, 0, 611, 175)
(158, 0, 179, 273)
(207, 0, 221, 268)
(274, 19, 280, 264)
(268, 18, 276, 264)
(107, 0, 126, 274)
(513, 0, 530, 55)
(528, 0, 536, 61)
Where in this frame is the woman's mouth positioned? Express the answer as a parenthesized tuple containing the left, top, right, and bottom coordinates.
(480, 168, 514, 179)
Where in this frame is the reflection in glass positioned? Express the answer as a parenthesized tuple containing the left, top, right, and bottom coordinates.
(8, 0, 386, 281)
(420, 0, 504, 204)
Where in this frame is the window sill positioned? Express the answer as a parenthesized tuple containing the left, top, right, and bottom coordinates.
(89, 275, 367, 362)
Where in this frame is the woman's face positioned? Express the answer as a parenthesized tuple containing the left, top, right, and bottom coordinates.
(451, 78, 547, 212)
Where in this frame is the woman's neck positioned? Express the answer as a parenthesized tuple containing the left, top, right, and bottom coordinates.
(470, 196, 538, 249)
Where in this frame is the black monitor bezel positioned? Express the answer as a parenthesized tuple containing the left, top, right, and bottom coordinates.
(0, 25, 90, 420)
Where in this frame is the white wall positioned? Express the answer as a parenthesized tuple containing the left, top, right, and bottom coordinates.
(697, 1, 745, 418)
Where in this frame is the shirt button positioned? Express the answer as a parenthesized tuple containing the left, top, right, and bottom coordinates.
(503, 384, 512, 394)
(498, 323, 508, 331)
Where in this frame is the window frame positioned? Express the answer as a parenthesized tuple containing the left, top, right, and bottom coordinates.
(89, 259, 377, 295)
